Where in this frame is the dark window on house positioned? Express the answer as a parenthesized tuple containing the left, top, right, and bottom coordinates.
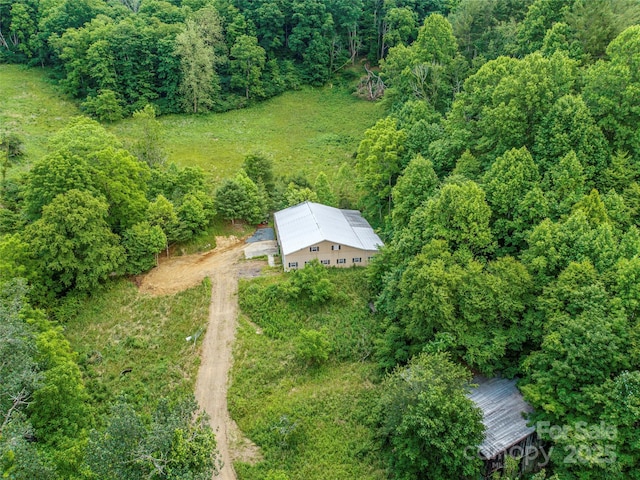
(288, 262, 298, 268)
(337, 258, 346, 264)
(310, 246, 319, 252)
(332, 245, 341, 251)
(321, 259, 330, 265)
(352, 257, 361, 263)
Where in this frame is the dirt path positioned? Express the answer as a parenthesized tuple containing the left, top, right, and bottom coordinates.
(139, 237, 262, 479)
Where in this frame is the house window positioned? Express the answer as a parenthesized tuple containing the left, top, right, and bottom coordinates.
(331, 245, 341, 251)
(352, 257, 362, 263)
(288, 262, 298, 268)
(310, 246, 319, 252)
(337, 258, 346, 264)
(320, 259, 330, 265)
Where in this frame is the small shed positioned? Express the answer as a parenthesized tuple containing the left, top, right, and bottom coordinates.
(273, 201, 383, 271)
(468, 376, 537, 477)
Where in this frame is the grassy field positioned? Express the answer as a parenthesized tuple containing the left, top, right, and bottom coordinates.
(114, 85, 382, 182)
(0, 65, 382, 182)
(64, 279, 211, 417)
(230, 268, 385, 480)
(0, 64, 80, 164)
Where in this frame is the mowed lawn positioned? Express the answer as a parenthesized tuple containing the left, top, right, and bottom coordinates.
(0, 65, 382, 182)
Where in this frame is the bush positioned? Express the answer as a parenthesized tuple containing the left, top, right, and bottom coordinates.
(295, 328, 331, 366)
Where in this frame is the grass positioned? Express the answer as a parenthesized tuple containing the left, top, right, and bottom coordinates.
(112, 85, 382, 182)
(0, 65, 383, 183)
(229, 268, 385, 480)
(64, 278, 211, 417)
(0, 64, 80, 165)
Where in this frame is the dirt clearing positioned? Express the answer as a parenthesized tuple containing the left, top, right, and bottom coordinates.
(139, 236, 263, 479)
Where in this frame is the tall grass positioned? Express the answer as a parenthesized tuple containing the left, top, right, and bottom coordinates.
(230, 269, 385, 480)
(0, 65, 79, 165)
(0, 66, 382, 183)
(64, 279, 211, 417)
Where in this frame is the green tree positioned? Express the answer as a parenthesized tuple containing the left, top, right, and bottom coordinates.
(391, 154, 439, 231)
(81, 89, 124, 122)
(25, 190, 124, 296)
(174, 19, 219, 113)
(402, 180, 494, 257)
(284, 182, 318, 207)
(377, 352, 484, 480)
(230, 34, 266, 100)
(122, 222, 167, 274)
(482, 147, 541, 251)
(215, 170, 264, 224)
(287, 259, 334, 304)
(583, 25, 640, 158)
(295, 328, 331, 366)
(174, 191, 215, 242)
(532, 94, 609, 184)
(436, 51, 577, 172)
(86, 396, 219, 480)
(243, 152, 275, 194)
(355, 117, 407, 222)
(130, 104, 166, 167)
(313, 171, 337, 207)
(565, 0, 640, 61)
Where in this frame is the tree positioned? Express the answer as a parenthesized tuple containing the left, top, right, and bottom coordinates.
(296, 329, 331, 366)
(243, 152, 274, 194)
(81, 89, 124, 122)
(215, 170, 264, 224)
(230, 34, 266, 100)
(482, 147, 541, 251)
(355, 117, 407, 222)
(174, 19, 218, 113)
(583, 25, 640, 159)
(391, 154, 439, 231)
(0, 131, 24, 185)
(314, 171, 337, 207)
(401, 180, 494, 257)
(174, 191, 215, 242)
(86, 396, 220, 480)
(122, 222, 167, 274)
(284, 183, 318, 207)
(437, 51, 577, 172)
(565, 0, 640, 61)
(377, 352, 484, 480)
(25, 190, 124, 296)
(532, 94, 609, 184)
(130, 104, 166, 167)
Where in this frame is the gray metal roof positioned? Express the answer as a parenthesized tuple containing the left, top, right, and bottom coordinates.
(467, 377, 535, 459)
(273, 201, 384, 256)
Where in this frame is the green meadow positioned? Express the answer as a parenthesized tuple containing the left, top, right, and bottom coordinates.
(0, 65, 382, 182)
(0, 64, 80, 164)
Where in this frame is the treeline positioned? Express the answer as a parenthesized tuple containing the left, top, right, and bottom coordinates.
(0, 0, 459, 117)
(3, 0, 637, 119)
(351, 2, 640, 479)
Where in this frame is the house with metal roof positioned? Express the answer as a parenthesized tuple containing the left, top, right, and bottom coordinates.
(468, 376, 537, 477)
(273, 201, 383, 271)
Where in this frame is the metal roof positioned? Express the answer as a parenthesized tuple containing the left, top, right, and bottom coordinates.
(273, 201, 384, 256)
(467, 377, 535, 459)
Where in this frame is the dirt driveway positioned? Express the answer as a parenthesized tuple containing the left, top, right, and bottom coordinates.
(139, 236, 262, 479)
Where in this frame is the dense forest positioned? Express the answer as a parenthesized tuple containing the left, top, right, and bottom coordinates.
(2, 0, 640, 478)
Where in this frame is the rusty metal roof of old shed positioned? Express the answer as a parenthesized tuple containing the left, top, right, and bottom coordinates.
(467, 377, 535, 459)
